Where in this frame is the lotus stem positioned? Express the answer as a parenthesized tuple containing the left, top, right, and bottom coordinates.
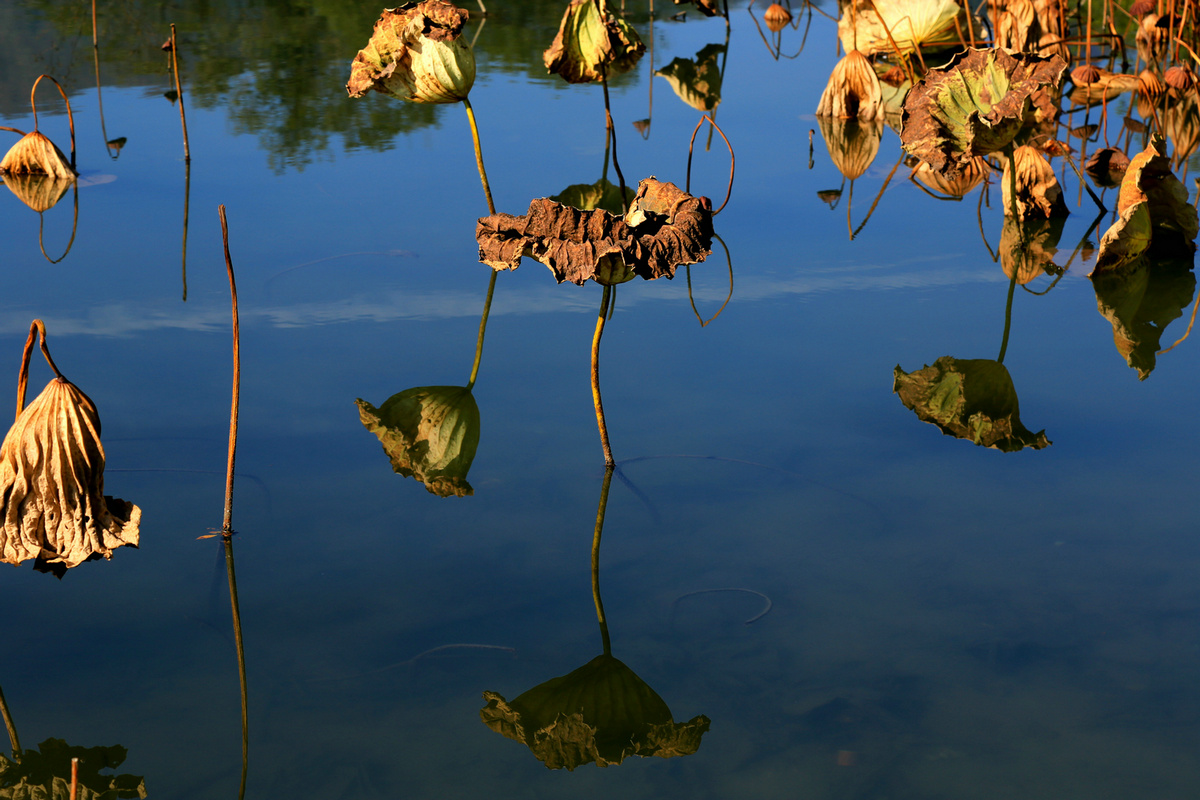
(182, 161, 191, 301)
(69, 757, 77, 800)
(1003, 142, 1022, 222)
(1158, 282, 1200, 353)
(462, 97, 496, 215)
(38, 184, 80, 265)
(30, 75, 75, 171)
(591, 465, 615, 656)
(218, 206, 240, 534)
(0, 685, 20, 759)
(466, 270, 498, 390)
(997, 270, 1017, 364)
(16, 320, 64, 421)
(599, 63, 629, 214)
(686, 114, 735, 214)
(224, 536, 249, 800)
(592, 285, 615, 467)
(686, 232, 734, 326)
(169, 24, 190, 163)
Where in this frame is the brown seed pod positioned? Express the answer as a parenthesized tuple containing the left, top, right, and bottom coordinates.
(1138, 68, 1165, 97)
(1071, 64, 1102, 85)
(1130, 0, 1155, 16)
(763, 2, 792, 32)
(1165, 64, 1197, 92)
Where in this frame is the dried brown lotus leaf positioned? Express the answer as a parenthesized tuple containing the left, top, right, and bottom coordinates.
(911, 155, 992, 197)
(0, 132, 76, 179)
(544, 0, 644, 84)
(0, 378, 140, 568)
(816, 50, 883, 121)
(1085, 147, 1131, 187)
(818, 116, 883, 180)
(477, 178, 712, 286)
(1067, 71, 1138, 105)
(1002, 145, 1067, 218)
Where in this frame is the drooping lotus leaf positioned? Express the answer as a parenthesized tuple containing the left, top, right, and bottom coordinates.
(480, 654, 710, 770)
(816, 50, 882, 121)
(763, 2, 792, 32)
(817, 116, 883, 181)
(356, 386, 480, 498)
(1, 173, 73, 213)
(901, 48, 1067, 177)
(1085, 147, 1130, 188)
(0, 378, 140, 570)
(0, 738, 146, 800)
(346, 1, 475, 104)
(0, 132, 76, 179)
(551, 178, 634, 215)
(1000, 217, 1064, 284)
(1092, 135, 1199, 274)
(544, 0, 644, 85)
(893, 357, 1050, 451)
(1001, 145, 1067, 219)
(911, 155, 992, 198)
(1091, 254, 1196, 379)
(477, 177, 713, 286)
(838, 0, 975, 56)
(655, 43, 724, 113)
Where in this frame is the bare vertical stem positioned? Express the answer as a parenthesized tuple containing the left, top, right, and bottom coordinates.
(170, 24, 190, 163)
(591, 466, 615, 657)
(218, 206, 240, 533)
(69, 758, 78, 800)
(462, 97, 495, 215)
(0, 685, 20, 759)
(599, 64, 629, 214)
(182, 161, 191, 301)
(592, 285, 615, 467)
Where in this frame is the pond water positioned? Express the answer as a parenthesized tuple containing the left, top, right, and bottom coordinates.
(3, 0, 1200, 797)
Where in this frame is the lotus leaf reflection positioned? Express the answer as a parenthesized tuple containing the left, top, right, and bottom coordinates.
(544, 0, 644, 84)
(481, 654, 710, 770)
(357, 386, 480, 497)
(893, 357, 1050, 452)
(1000, 217, 1064, 284)
(818, 116, 883, 181)
(477, 178, 713, 286)
(1001, 145, 1067, 219)
(901, 48, 1067, 177)
(1, 174, 73, 213)
(1091, 256, 1196, 380)
(551, 178, 635, 215)
(0, 377, 140, 570)
(655, 43, 725, 113)
(346, 1, 476, 104)
(0, 738, 146, 799)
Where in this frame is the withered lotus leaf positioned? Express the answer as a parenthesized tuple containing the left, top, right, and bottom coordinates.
(900, 48, 1067, 176)
(1085, 147, 1131, 188)
(0, 378, 140, 569)
(911, 155, 992, 198)
(544, 0, 644, 84)
(346, 1, 475, 104)
(1000, 217, 1064, 284)
(357, 386, 480, 498)
(816, 50, 883, 121)
(1001, 145, 1067, 219)
(0, 132, 76, 179)
(655, 43, 724, 113)
(1, 173, 73, 213)
(1091, 255, 1196, 379)
(893, 357, 1050, 452)
(477, 177, 713, 286)
(838, 0, 973, 56)
(481, 654, 710, 770)
(0, 738, 147, 800)
(818, 116, 883, 181)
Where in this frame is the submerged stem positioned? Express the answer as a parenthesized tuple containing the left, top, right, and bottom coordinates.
(463, 97, 496, 215)
(592, 285, 615, 467)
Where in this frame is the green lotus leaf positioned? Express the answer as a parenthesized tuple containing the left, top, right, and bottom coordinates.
(901, 47, 1067, 176)
(1091, 253, 1196, 379)
(544, 0, 645, 84)
(893, 357, 1050, 452)
(551, 178, 634, 215)
(356, 385, 480, 497)
(480, 654, 710, 770)
(0, 738, 147, 800)
(477, 177, 713, 286)
(346, 1, 475, 104)
(655, 43, 724, 113)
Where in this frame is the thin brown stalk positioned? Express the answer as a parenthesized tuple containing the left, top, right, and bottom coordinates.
(16, 319, 64, 421)
(30, 75, 76, 170)
(685, 114, 735, 214)
(223, 536, 249, 800)
(592, 285, 615, 467)
(591, 466, 614, 656)
(851, 151, 904, 238)
(69, 758, 78, 800)
(1158, 288, 1200, 353)
(599, 66, 629, 214)
(218, 206, 240, 534)
(170, 24, 190, 162)
(0, 685, 20, 758)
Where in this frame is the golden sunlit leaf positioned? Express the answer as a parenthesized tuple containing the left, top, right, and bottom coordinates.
(1001, 145, 1067, 218)
(544, 0, 644, 84)
(0, 132, 76, 179)
(816, 50, 882, 121)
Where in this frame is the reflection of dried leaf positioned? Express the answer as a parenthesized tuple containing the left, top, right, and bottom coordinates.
(816, 50, 882, 121)
(901, 48, 1067, 177)
(346, 1, 475, 104)
(477, 178, 712, 286)
(763, 2, 792, 31)
(1093, 135, 1199, 273)
(1092, 255, 1196, 379)
(655, 44, 724, 113)
(1, 173, 73, 213)
(1001, 145, 1067, 218)
(357, 386, 479, 497)
(1066, 70, 1139, 105)
(0, 132, 76, 179)
(818, 116, 883, 180)
(0, 378, 140, 569)
(481, 654, 710, 770)
(552, 177, 634, 215)
(1085, 147, 1130, 187)
(911, 155, 991, 197)
(545, 0, 644, 84)
(893, 357, 1050, 451)
(0, 738, 147, 800)
(1000, 217, 1064, 283)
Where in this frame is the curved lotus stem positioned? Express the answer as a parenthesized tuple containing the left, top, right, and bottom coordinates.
(997, 270, 1018, 364)
(38, 181, 79, 265)
(30, 75, 75, 171)
(685, 114, 734, 214)
(219, 205, 240, 535)
(463, 97, 496, 215)
(686, 232, 733, 326)
(16, 319, 65, 421)
(467, 270, 498, 390)
(591, 466, 615, 656)
(592, 286, 615, 467)
(0, 684, 20, 759)
(851, 152, 904, 239)
(599, 64, 629, 214)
